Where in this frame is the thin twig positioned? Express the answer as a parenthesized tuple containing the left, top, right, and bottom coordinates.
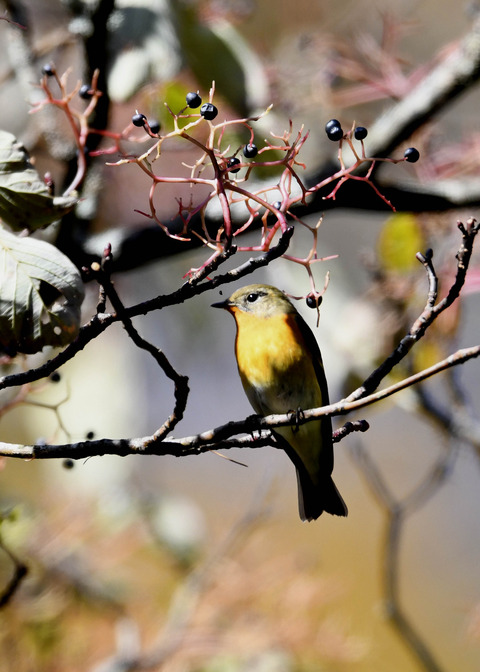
(332, 419, 370, 443)
(0, 535, 28, 609)
(0, 342, 479, 461)
(0, 226, 294, 394)
(90, 247, 189, 442)
(349, 218, 479, 401)
(350, 441, 453, 672)
(365, 15, 480, 160)
(90, 484, 270, 672)
(412, 384, 480, 459)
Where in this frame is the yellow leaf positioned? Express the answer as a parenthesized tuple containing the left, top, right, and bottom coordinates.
(377, 213, 425, 273)
(412, 339, 445, 374)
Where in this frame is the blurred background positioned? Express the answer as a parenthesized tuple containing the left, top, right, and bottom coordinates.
(0, 1, 479, 671)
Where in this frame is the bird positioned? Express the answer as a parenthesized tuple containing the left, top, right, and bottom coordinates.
(212, 283, 348, 521)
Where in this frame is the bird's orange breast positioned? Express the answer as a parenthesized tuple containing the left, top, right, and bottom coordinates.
(231, 309, 321, 411)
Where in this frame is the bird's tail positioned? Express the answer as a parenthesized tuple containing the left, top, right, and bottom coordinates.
(295, 467, 348, 521)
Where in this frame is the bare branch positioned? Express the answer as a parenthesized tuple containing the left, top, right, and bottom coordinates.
(333, 419, 370, 443)
(89, 486, 270, 672)
(350, 435, 456, 672)
(0, 342, 479, 461)
(365, 15, 480, 160)
(0, 226, 294, 393)
(90, 247, 189, 442)
(412, 384, 480, 457)
(349, 218, 480, 401)
(0, 534, 28, 609)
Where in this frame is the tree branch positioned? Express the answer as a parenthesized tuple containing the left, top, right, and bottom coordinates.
(90, 246, 189, 442)
(350, 440, 452, 672)
(349, 218, 479, 401)
(0, 226, 293, 392)
(0, 342, 479, 461)
(0, 534, 28, 609)
(365, 14, 480, 160)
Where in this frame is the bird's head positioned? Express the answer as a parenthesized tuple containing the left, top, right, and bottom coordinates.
(211, 284, 296, 318)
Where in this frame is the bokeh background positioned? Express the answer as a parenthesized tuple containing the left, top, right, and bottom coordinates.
(0, 1, 479, 671)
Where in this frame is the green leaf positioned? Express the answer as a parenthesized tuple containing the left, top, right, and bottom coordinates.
(0, 227, 85, 354)
(377, 213, 425, 273)
(174, 7, 267, 115)
(0, 131, 77, 231)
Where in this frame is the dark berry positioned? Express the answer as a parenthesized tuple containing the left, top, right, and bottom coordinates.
(50, 371, 61, 383)
(404, 147, 420, 163)
(325, 119, 341, 133)
(273, 201, 282, 210)
(147, 118, 161, 134)
(354, 126, 368, 140)
(63, 459, 75, 469)
(200, 103, 218, 121)
(227, 157, 241, 173)
(132, 112, 147, 127)
(306, 294, 323, 309)
(42, 64, 55, 77)
(86, 430, 95, 440)
(79, 84, 93, 100)
(326, 125, 343, 141)
(186, 91, 202, 108)
(243, 143, 258, 158)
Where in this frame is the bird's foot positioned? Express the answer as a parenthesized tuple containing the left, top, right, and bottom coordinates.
(291, 407, 305, 433)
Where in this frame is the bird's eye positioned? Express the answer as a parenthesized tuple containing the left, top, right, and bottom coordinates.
(246, 293, 259, 303)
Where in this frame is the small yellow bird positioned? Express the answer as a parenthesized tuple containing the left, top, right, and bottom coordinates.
(212, 284, 347, 521)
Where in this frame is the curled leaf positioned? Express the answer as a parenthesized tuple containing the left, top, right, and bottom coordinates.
(0, 227, 85, 354)
(0, 130, 77, 231)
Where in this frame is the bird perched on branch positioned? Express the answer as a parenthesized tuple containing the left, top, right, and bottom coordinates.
(212, 284, 347, 521)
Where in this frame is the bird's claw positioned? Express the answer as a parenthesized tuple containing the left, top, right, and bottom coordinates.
(290, 407, 305, 433)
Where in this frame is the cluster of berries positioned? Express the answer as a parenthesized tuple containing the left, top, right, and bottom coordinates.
(130, 91, 219, 133)
(131, 92, 259, 173)
(43, 63, 97, 103)
(227, 141, 258, 173)
(131, 112, 161, 134)
(39, 64, 424, 312)
(41, 63, 422, 168)
(324, 118, 420, 162)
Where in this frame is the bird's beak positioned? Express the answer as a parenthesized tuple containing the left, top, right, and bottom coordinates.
(211, 298, 231, 310)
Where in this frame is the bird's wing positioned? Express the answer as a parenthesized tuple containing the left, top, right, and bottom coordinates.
(292, 311, 334, 467)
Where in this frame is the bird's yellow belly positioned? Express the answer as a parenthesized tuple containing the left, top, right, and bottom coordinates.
(234, 312, 322, 413)
(233, 309, 327, 484)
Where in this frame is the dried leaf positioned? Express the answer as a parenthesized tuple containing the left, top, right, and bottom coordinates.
(0, 130, 77, 231)
(0, 227, 84, 354)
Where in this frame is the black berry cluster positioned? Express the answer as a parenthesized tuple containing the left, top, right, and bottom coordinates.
(325, 119, 343, 142)
(324, 117, 420, 164)
(131, 112, 160, 134)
